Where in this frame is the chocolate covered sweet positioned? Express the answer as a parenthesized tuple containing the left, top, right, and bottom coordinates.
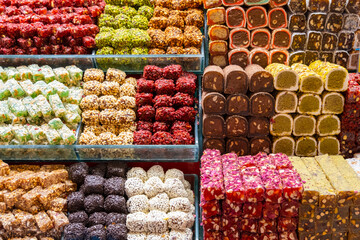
(330, 0, 347, 12)
(322, 32, 338, 51)
(64, 223, 86, 240)
(250, 92, 275, 117)
(291, 33, 306, 51)
(245, 64, 274, 93)
(338, 31, 355, 51)
(288, 0, 307, 13)
(106, 213, 126, 225)
(223, 65, 248, 94)
(289, 14, 306, 32)
(202, 92, 226, 115)
(226, 94, 250, 115)
(206, 7, 226, 25)
(203, 65, 224, 93)
(289, 51, 305, 65)
(305, 51, 319, 65)
(319, 52, 334, 63)
(306, 31, 322, 51)
(228, 48, 250, 68)
(88, 212, 107, 226)
(229, 28, 250, 49)
(69, 162, 89, 185)
(246, 6, 268, 30)
(268, 8, 287, 30)
(249, 48, 270, 68)
(208, 25, 230, 41)
(248, 117, 270, 137)
(68, 211, 88, 225)
(271, 28, 291, 49)
(104, 177, 125, 196)
(250, 28, 271, 49)
(107, 162, 127, 178)
(67, 191, 85, 213)
(334, 51, 350, 68)
(325, 13, 343, 33)
(84, 194, 104, 214)
(106, 224, 127, 240)
(203, 138, 226, 154)
(308, 13, 326, 31)
(307, 0, 330, 12)
(83, 175, 105, 195)
(226, 6, 246, 28)
(226, 137, 250, 156)
(250, 136, 271, 155)
(104, 195, 127, 213)
(203, 115, 225, 138)
(226, 115, 248, 137)
(270, 49, 289, 65)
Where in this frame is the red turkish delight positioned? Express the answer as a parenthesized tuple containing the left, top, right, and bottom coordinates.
(155, 79, 175, 95)
(137, 79, 155, 93)
(174, 106, 197, 122)
(73, 15, 92, 24)
(278, 232, 298, 240)
(240, 218, 258, 233)
(222, 216, 240, 232)
(224, 229, 240, 240)
(271, 153, 293, 169)
(238, 155, 257, 168)
(242, 233, 260, 240)
(136, 93, 153, 107)
(171, 121, 192, 133)
(7, 23, 20, 38)
(279, 169, 303, 201)
(261, 173, 283, 203)
(173, 130, 194, 145)
(153, 121, 170, 132)
(143, 65, 163, 80)
(88, 6, 102, 17)
(263, 203, 280, 219)
(134, 130, 152, 145)
(151, 131, 173, 145)
(260, 233, 278, 240)
(0, 37, 15, 48)
(201, 195, 221, 218)
(137, 105, 155, 121)
(163, 65, 183, 80)
(137, 121, 153, 132)
(280, 201, 299, 218)
(40, 45, 52, 54)
(204, 231, 223, 240)
(277, 218, 297, 232)
(153, 95, 173, 108)
(17, 38, 33, 48)
(242, 202, 263, 219)
(259, 218, 277, 234)
(175, 77, 196, 95)
(222, 198, 242, 217)
(172, 93, 194, 107)
(155, 107, 175, 122)
(5, 6, 19, 16)
(242, 174, 265, 203)
(202, 215, 221, 232)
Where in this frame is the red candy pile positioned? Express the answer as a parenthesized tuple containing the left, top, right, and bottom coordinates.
(0, 0, 104, 55)
(134, 65, 197, 145)
(200, 150, 303, 240)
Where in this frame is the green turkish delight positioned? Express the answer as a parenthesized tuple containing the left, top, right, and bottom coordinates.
(0, 101, 11, 123)
(0, 67, 7, 81)
(48, 118, 64, 130)
(28, 64, 45, 82)
(64, 112, 81, 124)
(42, 124, 62, 145)
(65, 88, 83, 105)
(12, 125, 31, 143)
(19, 80, 40, 98)
(64, 103, 81, 115)
(53, 67, 70, 85)
(0, 80, 11, 100)
(0, 125, 13, 142)
(58, 125, 76, 145)
(48, 94, 66, 118)
(65, 65, 83, 86)
(10, 113, 26, 125)
(5, 79, 26, 98)
(48, 81, 69, 98)
(41, 65, 56, 83)
(131, 47, 149, 54)
(16, 66, 32, 80)
(7, 97, 28, 117)
(26, 125, 46, 143)
(34, 81, 54, 98)
(114, 14, 131, 29)
(34, 95, 53, 118)
(5, 67, 20, 80)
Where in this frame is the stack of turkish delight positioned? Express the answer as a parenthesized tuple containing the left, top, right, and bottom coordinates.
(201, 150, 304, 239)
(0, 0, 104, 55)
(269, 61, 346, 157)
(206, 0, 291, 68)
(202, 64, 275, 155)
(79, 68, 137, 146)
(65, 162, 128, 240)
(133, 64, 197, 145)
(340, 73, 360, 158)
(0, 161, 76, 239)
(125, 165, 195, 239)
(0, 64, 83, 145)
(290, 155, 360, 240)
(288, 0, 359, 70)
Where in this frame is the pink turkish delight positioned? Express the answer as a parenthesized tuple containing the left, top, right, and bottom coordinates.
(278, 232, 298, 240)
(263, 203, 280, 219)
(259, 218, 277, 234)
(277, 218, 298, 232)
(242, 233, 260, 240)
(238, 155, 257, 168)
(242, 202, 263, 219)
(280, 201, 299, 218)
(222, 153, 246, 203)
(279, 169, 303, 201)
(202, 215, 221, 232)
(260, 233, 278, 240)
(242, 174, 265, 203)
(260, 169, 283, 203)
(240, 218, 258, 233)
(201, 195, 221, 218)
(222, 216, 240, 232)
(222, 198, 242, 217)
(270, 153, 293, 169)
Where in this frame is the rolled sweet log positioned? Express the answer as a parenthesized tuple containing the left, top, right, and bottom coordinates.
(269, 0, 289, 8)
(226, 6, 246, 28)
(203, 138, 226, 154)
(226, 94, 250, 115)
(223, 65, 248, 94)
(318, 136, 340, 155)
(250, 92, 275, 117)
(268, 8, 288, 30)
(322, 32, 338, 52)
(307, 0, 330, 12)
(293, 114, 316, 136)
(210, 54, 228, 67)
(270, 49, 289, 65)
(228, 48, 250, 68)
(334, 50, 350, 68)
(245, 0, 270, 5)
(248, 117, 270, 137)
(295, 136, 317, 157)
(322, 92, 344, 114)
(270, 113, 294, 136)
(250, 136, 271, 155)
(206, 7, 226, 25)
(306, 31, 322, 51)
(291, 33, 306, 51)
(271, 28, 291, 49)
(319, 52, 334, 63)
(203, 114, 225, 138)
(226, 137, 249, 156)
(246, 6, 268, 30)
(288, 0, 307, 13)
(208, 25, 230, 41)
(245, 64, 274, 93)
(288, 13, 306, 32)
(289, 51, 305, 65)
(266, 63, 299, 91)
(291, 63, 324, 94)
(249, 48, 270, 68)
(272, 136, 295, 156)
(305, 51, 319, 66)
(250, 28, 271, 49)
(330, 0, 347, 12)
(307, 12, 326, 31)
(226, 115, 249, 137)
(297, 93, 322, 115)
(222, 0, 244, 6)
(316, 114, 341, 136)
(209, 40, 228, 55)
(203, 65, 224, 93)
(275, 91, 298, 113)
(202, 92, 226, 115)
(229, 28, 250, 49)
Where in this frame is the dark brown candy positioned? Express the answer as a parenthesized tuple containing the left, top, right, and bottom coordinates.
(307, 13, 326, 31)
(202, 92, 226, 115)
(291, 33, 306, 51)
(338, 31, 355, 51)
(271, 29, 291, 49)
(250, 92, 275, 117)
(226, 115, 248, 137)
(250, 28, 271, 49)
(305, 51, 319, 65)
(270, 49, 289, 65)
(306, 31, 322, 51)
(203, 114, 225, 138)
(330, 0, 347, 12)
(269, 0, 288, 7)
(246, 6, 268, 30)
(289, 51, 305, 65)
(325, 13, 343, 33)
(210, 55, 228, 67)
(268, 8, 287, 30)
(245, 64, 274, 93)
(319, 52, 334, 63)
(226, 94, 250, 116)
(248, 117, 270, 137)
(288, 0, 307, 13)
(322, 32, 338, 51)
(225, 6, 246, 28)
(203, 138, 226, 154)
(249, 49, 270, 68)
(229, 28, 250, 49)
(307, 0, 330, 12)
(289, 14, 306, 32)
(334, 51, 349, 68)
(223, 65, 248, 94)
(226, 137, 250, 156)
(250, 136, 271, 155)
(346, 0, 360, 13)
(203, 65, 225, 93)
(228, 48, 250, 69)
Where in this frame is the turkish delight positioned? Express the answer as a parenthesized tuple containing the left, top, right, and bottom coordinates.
(224, 65, 248, 94)
(270, 114, 294, 136)
(268, 8, 287, 30)
(308, 13, 326, 31)
(291, 63, 324, 94)
(206, 7, 225, 25)
(249, 48, 270, 68)
(246, 6, 268, 30)
(229, 28, 250, 49)
(228, 48, 250, 68)
(289, 14, 306, 32)
(291, 33, 306, 51)
(226, 137, 250, 156)
(226, 115, 248, 137)
(208, 25, 229, 41)
(226, 94, 250, 115)
(289, 51, 305, 65)
(203, 115, 225, 138)
(270, 49, 289, 65)
(271, 28, 291, 49)
(251, 28, 271, 49)
(202, 92, 226, 115)
(325, 13, 343, 33)
(248, 117, 270, 137)
(226, 6, 246, 28)
(245, 64, 274, 93)
(265, 63, 299, 91)
(203, 66, 224, 93)
(306, 31, 322, 51)
(288, 0, 307, 13)
(322, 92, 344, 114)
(293, 115, 316, 136)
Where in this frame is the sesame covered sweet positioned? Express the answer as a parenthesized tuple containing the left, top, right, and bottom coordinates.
(144, 177, 165, 198)
(84, 81, 102, 96)
(127, 195, 150, 213)
(165, 169, 185, 181)
(169, 197, 192, 212)
(98, 95, 118, 110)
(101, 81, 120, 96)
(169, 228, 193, 240)
(118, 96, 136, 109)
(128, 232, 147, 240)
(84, 69, 105, 82)
(82, 110, 101, 125)
(125, 178, 145, 197)
(106, 68, 126, 84)
(167, 211, 192, 230)
(120, 83, 136, 97)
(146, 232, 170, 240)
